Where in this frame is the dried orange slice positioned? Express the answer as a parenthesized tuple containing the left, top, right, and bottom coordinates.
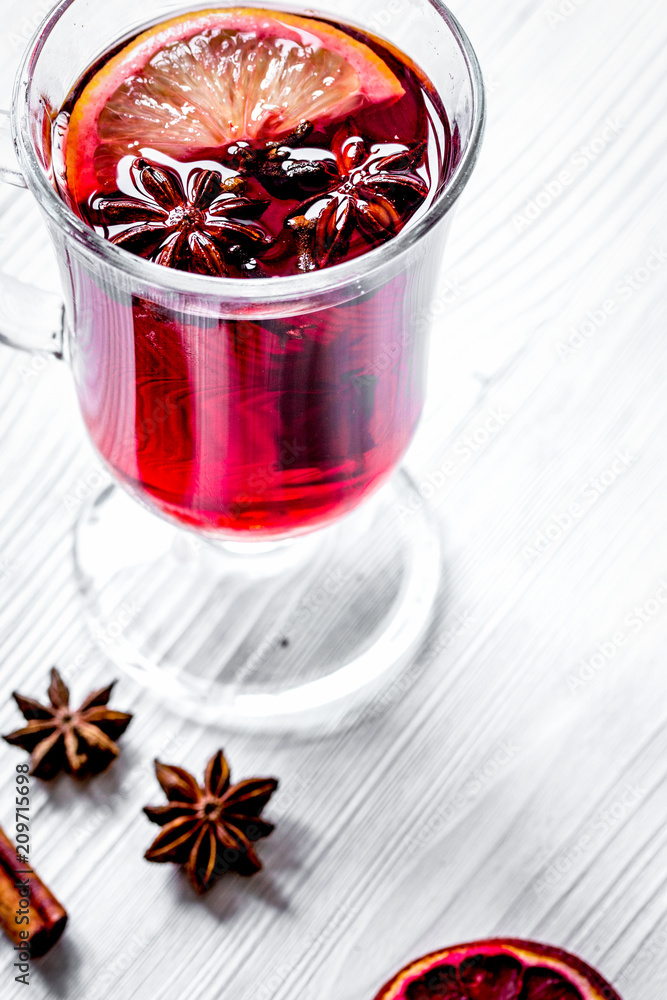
(374, 939, 622, 1000)
(66, 7, 404, 205)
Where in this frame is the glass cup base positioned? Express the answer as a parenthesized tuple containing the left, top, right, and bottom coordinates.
(73, 470, 442, 732)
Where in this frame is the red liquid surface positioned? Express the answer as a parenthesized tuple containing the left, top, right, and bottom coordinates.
(60, 14, 452, 536)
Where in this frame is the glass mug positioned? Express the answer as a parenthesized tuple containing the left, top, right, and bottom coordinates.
(0, 0, 484, 730)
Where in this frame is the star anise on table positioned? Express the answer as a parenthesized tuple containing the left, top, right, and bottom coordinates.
(143, 750, 278, 894)
(286, 123, 429, 270)
(94, 158, 273, 277)
(2, 668, 133, 779)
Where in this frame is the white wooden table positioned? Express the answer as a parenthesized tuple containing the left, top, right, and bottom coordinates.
(1, 0, 666, 997)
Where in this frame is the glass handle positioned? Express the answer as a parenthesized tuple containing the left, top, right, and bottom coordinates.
(0, 108, 26, 187)
(0, 109, 64, 357)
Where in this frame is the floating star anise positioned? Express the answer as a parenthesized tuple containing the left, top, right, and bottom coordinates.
(287, 122, 429, 270)
(94, 158, 273, 277)
(143, 750, 278, 894)
(229, 121, 339, 199)
(2, 668, 133, 779)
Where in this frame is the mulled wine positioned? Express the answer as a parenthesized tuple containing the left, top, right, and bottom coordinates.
(56, 8, 453, 535)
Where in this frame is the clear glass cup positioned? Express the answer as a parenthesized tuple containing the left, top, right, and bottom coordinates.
(0, 0, 484, 730)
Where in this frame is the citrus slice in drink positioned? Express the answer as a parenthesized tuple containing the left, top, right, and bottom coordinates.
(373, 939, 622, 1000)
(66, 7, 405, 206)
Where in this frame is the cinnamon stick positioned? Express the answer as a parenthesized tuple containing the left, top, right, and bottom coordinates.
(0, 823, 67, 958)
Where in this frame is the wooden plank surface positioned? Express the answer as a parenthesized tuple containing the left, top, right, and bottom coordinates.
(0, 0, 666, 997)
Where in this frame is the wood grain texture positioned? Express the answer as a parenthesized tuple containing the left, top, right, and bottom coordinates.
(0, 0, 666, 997)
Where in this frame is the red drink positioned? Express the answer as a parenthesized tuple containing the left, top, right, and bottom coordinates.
(58, 9, 452, 536)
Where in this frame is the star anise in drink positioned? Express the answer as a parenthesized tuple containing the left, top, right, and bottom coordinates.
(93, 158, 273, 277)
(2, 668, 133, 779)
(228, 121, 339, 200)
(286, 123, 429, 270)
(143, 750, 278, 894)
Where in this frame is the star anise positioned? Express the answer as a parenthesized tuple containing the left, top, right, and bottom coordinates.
(287, 122, 429, 270)
(2, 668, 133, 779)
(94, 158, 273, 277)
(143, 750, 278, 894)
(229, 121, 339, 200)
